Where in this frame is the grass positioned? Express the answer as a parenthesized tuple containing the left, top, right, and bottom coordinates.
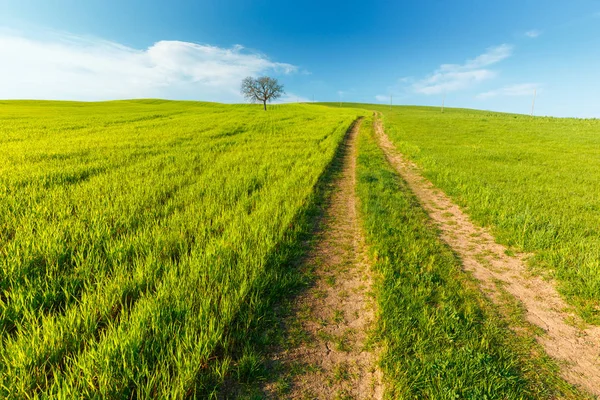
(2, 99, 599, 397)
(355, 114, 583, 399)
(369, 105, 600, 324)
(0, 100, 364, 398)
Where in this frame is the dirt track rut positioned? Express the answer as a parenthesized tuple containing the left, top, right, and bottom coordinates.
(263, 118, 383, 399)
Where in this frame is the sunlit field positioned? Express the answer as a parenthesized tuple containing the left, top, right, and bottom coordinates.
(1, 100, 598, 398)
(355, 114, 580, 398)
(373, 106, 600, 323)
(0, 100, 362, 397)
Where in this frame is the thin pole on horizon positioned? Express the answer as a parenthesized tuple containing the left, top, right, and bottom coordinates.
(339, 93, 342, 108)
(390, 94, 392, 111)
(531, 89, 537, 116)
(441, 93, 446, 113)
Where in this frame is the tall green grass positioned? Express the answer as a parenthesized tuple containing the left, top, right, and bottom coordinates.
(368, 106, 600, 323)
(0, 100, 363, 397)
(356, 115, 581, 398)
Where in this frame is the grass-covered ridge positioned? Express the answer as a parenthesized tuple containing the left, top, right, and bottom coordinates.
(366, 105, 600, 323)
(355, 115, 580, 398)
(0, 100, 364, 397)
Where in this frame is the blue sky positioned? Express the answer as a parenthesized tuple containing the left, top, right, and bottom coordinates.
(0, 0, 599, 117)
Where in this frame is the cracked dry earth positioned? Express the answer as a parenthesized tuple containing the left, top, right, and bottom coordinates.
(262, 119, 383, 399)
(374, 114, 600, 397)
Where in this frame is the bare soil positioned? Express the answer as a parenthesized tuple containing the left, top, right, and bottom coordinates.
(373, 114, 600, 397)
(262, 119, 383, 399)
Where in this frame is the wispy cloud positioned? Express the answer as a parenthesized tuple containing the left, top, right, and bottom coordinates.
(477, 83, 539, 99)
(0, 31, 298, 101)
(375, 94, 389, 102)
(413, 70, 496, 95)
(456, 44, 513, 69)
(525, 29, 542, 38)
(412, 44, 513, 95)
(275, 93, 312, 103)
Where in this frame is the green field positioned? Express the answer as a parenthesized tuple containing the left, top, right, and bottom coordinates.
(371, 106, 600, 323)
(0, 100, 362, 397)
(1, 100, 598, 398)
(356, 114, 579, 398)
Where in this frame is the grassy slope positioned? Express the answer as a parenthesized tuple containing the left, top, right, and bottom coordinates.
(2, 99, 596, 397)
(0, 100, 364, 397)
(356, 114, 582, 399)
(346, 104, 600, 324)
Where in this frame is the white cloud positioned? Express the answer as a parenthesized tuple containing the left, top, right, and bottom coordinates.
(413, 70, 496, 95)
(456, 44, 513, 70)
(375, 94, 389, 102)
(412, 44, 513, 95)
(525, 29, 542, 38)
(0, 31, 298, 101)
(477, 83, 539, 99)
(274, 93, 312, 103)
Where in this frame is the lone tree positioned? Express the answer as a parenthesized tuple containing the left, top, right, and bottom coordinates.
(241, 76, 284, 111)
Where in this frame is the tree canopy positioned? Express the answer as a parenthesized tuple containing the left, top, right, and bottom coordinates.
(241, 76, 284, 110)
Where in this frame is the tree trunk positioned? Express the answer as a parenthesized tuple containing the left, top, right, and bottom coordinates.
(263, 100, 267, 111)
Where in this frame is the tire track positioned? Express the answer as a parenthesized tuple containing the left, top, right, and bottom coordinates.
(263, 118, 383, 399)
